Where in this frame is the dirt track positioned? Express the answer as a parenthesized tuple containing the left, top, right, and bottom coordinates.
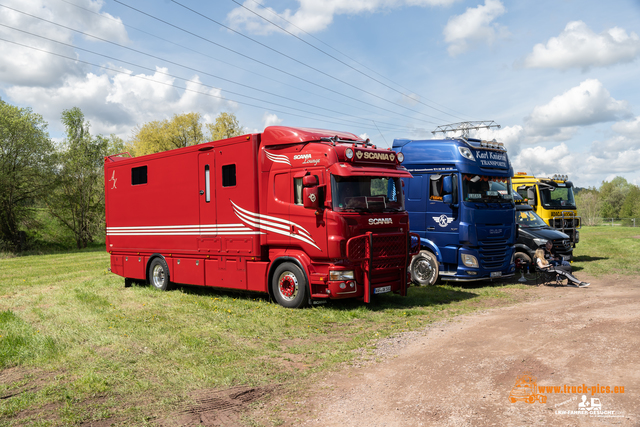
(274, 275, 640, 426)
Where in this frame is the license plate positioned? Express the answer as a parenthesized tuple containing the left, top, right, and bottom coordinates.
(490, 271, 502, 278)
(374, 286, 391, 294)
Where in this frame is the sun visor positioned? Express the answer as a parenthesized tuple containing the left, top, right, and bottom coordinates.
(329, 162, 413, 178)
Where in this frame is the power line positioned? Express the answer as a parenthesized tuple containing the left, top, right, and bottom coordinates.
(0, 37, 416, 135)
(111, 0, 442, 126)
(0, 16, 413, 133)
(229, 0, 473, 121)
(54, 0, 392, 116)
(169, 0, 450, 123)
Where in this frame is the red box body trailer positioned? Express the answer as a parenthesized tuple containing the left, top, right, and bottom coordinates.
(105, 126, 419, 307)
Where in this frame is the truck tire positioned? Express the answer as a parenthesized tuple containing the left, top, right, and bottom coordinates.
(514, 252, 532, 269)
(410, 250, 439, 286)
(272, 263, 309, 308)
(149, 258, 171, 291)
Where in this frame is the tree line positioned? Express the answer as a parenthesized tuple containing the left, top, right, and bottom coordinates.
(0, 98, 243, 252)
(575, 177, 640, 226)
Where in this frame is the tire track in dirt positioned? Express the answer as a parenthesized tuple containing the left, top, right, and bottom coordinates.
(288, 276, 640, 426)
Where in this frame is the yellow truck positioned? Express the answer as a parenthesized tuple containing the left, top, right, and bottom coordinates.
(512, 172, 580, 247)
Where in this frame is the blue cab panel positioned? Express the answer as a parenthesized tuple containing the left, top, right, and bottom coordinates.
(393, 137, 516, 283)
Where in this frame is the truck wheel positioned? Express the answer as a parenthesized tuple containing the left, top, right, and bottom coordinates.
(515, 252, 532, 269)
(410, 250, 439, 286)
(149, 258, 171, 291)
(272, 263, 308, 309)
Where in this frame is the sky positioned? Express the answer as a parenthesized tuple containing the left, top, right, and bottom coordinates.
(1, 0, 639, 188)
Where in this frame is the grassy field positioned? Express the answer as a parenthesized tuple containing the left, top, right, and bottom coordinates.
(0, 226, 637, 425)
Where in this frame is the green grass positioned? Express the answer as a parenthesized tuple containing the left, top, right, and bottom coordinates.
(572, 226, 640, 276)
(0, 226, 634, 425)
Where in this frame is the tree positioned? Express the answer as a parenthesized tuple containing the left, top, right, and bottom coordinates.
(129, 112, 204, 156)
(620, 185, 640, 218)
(575, 189, 601, 226)
(598, 176, 633, 218)
(48, 108, 107, 249)
(0, 99, 55, 251)
(206, 112, 244, 141)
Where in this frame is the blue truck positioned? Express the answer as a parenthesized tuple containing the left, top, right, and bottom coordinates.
(392, 136, 516, 285)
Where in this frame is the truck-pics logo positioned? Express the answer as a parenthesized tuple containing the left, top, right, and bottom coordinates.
(368, 218, 393, 225)
(433, 215, 454, 227)
(509, 372, 547, 404)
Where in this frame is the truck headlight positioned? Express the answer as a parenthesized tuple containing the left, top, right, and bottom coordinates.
(461, 254, 478, 268)
(575, 231, 579, 243)
(533, 238, 548, 247)
(329, 270, 354, 281)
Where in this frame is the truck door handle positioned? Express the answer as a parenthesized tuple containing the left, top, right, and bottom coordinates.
(427, 227, 435, 231)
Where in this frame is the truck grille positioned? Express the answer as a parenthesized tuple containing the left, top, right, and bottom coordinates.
(549, 217, 581, 229)
(479, 239, 509, 269)
(346, 232, 407, 270)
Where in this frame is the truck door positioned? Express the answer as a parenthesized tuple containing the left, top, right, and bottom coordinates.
(405, 174, 426, 236)
(266, 168, 291, 247)
(290, 168, 326, 257)
(198, 151, 218, 242)
(426, 173, 459, 266)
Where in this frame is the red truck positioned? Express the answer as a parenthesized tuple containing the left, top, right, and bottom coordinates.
(105, 126, 419, 308)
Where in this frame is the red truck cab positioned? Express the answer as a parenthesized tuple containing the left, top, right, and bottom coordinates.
(105, 126, 419, 307)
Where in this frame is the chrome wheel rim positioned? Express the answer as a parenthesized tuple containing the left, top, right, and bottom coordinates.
(277, 271, 298, 301)
(152, 264, 165, 288)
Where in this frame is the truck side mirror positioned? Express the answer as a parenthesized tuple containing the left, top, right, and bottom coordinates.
(302, 175, 320, 209)
(303, 175, 318, 187)
(443, 175, 452, 194)
(443, 194, 453, 204)
(303, 187, 319, 209)
(526, 188, 536, 206)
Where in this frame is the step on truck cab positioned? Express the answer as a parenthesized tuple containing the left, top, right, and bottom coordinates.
(512, 172, 581, 247)
(392, 136, 516, 285)
(105, 126, 419, 308)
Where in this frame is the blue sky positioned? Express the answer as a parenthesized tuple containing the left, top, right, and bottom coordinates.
(1, 0, 639, 188)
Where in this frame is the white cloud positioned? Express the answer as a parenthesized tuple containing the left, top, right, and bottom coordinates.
(471, 124, 524, 153)
(227, 0, 456, 35)
(0, 0, 128, 87)
(524, 79, 632, 138)
(443, 0, 508, 56)
(359, 133, 370, 140)
(6, 68, 237, 138)
(511, 136, 640, 187)
(524, 21, 640, 70)
(512, 143, 574, 176)
(263, 112, 283, 129)
(612, 116, 640, 139)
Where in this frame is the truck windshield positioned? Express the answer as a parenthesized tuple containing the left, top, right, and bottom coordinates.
(516, 210, 548, 228)
(331, 175, 404, 213)
(539, 184, 576, 208)
(462, 174, 513, 203)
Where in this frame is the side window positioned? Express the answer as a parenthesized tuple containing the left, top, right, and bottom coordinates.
(132, 166, 147, 185)
(222, 164, 236, 187)
(293, 178, 303, 205)
(429, 175, 443, 201)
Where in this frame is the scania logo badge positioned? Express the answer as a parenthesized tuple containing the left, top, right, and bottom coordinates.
(356, 150, 363, 159)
